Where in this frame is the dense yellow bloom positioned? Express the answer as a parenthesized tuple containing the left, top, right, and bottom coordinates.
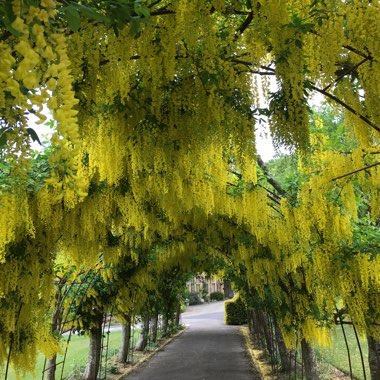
(0, 0, 379, 373)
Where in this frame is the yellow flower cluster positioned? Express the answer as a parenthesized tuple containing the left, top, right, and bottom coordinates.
(1, 1, 85, 206)
(0, 0, 379, 373)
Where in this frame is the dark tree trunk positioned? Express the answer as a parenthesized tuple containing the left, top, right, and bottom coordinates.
(256, 309, 274, 356)
(83, 317, 103, 380)
(135, 316, 150, 351)
(151, 313, 159, 343)
(162, 314, 169, 335)
(118, 317, 132, 364)
(247, 309, 253, 332)
(249, 310, 264, 348)
(248, 308, 275, 356)
(175, 302, 181, 326)
(249, 310, 258, 335)
(274, 319, 294, 372)
(301, 338, 320, 380)
(368, 335, 380, 380)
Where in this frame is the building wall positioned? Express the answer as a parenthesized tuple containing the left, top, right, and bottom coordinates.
(186, 274, 223, 296)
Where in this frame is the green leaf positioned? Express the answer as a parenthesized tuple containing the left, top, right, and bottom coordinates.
(44, 119, 56, 129)
(26, 128, 42, 145)
(77, 5, 110, 25)
(0, 131, 8, 149)
(129, 18, 141, 36)
(2, 1, 22, 37)
(134, 2, 150, 18)
(302, 23, 315, 32)
(64, 4, 81, 32)
(295, 39, 303, 48)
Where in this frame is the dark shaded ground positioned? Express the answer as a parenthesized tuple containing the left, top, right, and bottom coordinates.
(122, 302, 261, 380)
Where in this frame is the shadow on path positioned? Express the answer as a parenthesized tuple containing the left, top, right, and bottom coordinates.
(122, 302, 261, 380)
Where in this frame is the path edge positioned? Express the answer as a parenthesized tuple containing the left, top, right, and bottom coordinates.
(241, 326, 274, 379)
(110, 327, 187, 379)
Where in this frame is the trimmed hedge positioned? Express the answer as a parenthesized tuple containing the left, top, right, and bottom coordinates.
(224, 294, 247, 325)
(210, 291, 224, 301)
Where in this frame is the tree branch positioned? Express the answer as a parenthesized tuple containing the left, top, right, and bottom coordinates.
(150, 7, 175, 16)
(343, 45, 375, 61)
(256, 155, 287, 196)
(332, 161, 380, 181)
(228, 169, 242, 179)
(267, 193, 281, 206)
(229, 59, 380, 134)
(228, 59, 276, 76)
(323, 56, 371, 92)
(267, 202, 284, 216)
(278, 279, 290, 295)
(248, 70, 276, 76)
(310, 84, 380, 134)
(258, 183, 282, 199)
(236, 12, 253, 35)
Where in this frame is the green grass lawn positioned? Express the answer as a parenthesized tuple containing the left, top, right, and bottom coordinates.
(2, 328, 141, 380)
(316, 325, 369, 380)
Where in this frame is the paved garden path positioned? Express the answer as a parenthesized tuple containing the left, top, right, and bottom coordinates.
(122, 301, 261, 380)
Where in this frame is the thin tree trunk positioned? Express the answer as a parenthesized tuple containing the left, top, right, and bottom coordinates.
(83, 317, 103, 380)
(151, 313, 159, 343)
(135, 316, 150, 351)
(175, 302, 181, 326)
(274, 319, 294, 372)
(247, 309, 253, 332)
(45, 356, 57, 380)
(368, 335, 380, 380)
(162, 315, 169, 335)
(256, 309, 274, 356)
(249, 310, 264, 348)
(301, 338, 320, 380)
(46, 286, 64, 380)
(250, 310, 259, 337)
(118, 316, 132, 364)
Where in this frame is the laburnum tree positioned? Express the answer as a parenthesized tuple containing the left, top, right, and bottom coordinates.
(0, 0, 379, 379)
(228, 106, 380, 378)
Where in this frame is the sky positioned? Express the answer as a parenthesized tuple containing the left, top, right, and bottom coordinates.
(255, 124, 280, 161)
(254, 77, 325, 161)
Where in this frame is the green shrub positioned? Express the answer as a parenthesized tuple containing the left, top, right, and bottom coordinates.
(224, 294, 247, 325)
(180, 302, 187, 312)
(210, 291, 224, 301)
(188, 292, 202, 305)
